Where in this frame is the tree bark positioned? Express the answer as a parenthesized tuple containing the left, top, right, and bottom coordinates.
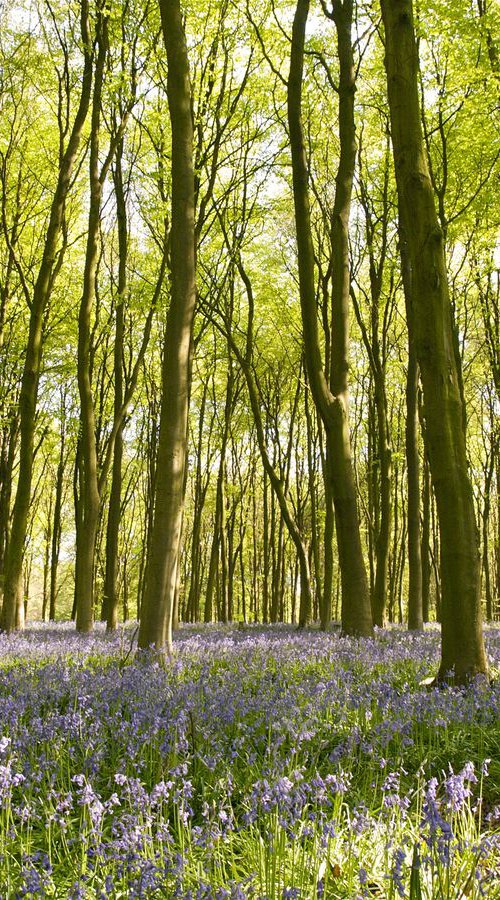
(380, 0, 487, 679)
(138, 0, 196, 652)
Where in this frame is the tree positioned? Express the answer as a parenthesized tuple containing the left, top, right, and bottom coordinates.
(138, 0, 196, 652)
(1, 0, 93, 632)
(380, 0, 488, 680)
(288, 0, 372, 636)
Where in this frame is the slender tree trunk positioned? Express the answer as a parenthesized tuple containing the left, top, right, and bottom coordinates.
(219, 474, 229, 624)
(495, 449, 500, 616)
(406, 343, 423, 630)
(401, 237, 423, 630)
(287, 0, 372, 636)
(263, 470, 270, 624)
(204, 527, 219, 624)
(185, 382, 208, 622)
(138, 0, 196, 651)
(482, 446, 495, 621)
(75, 10, 108, 633)
(421, 450, 431, 621)
(49, 401, 66, 621)
(381, 0, 487, 679)
(104, 422, 123, 630)
(204, 361, 233, 623)
(72, 437, 83, 622)
(104, 141, 127, 632)
(42, 498, 53, 622)
(371, 373, 392, 626)
(0, 416, 17, 601)
(366, 392, 376, 597)
(271, 517, 285, 623)
(0, 0, 92, 632)
(305, 378, 325, 625)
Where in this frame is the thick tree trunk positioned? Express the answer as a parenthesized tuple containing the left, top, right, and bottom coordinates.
(138, 0, 196, 652)
(0, 0, 92, 632)
(288, 0, 372, 636)
(381, 0, 487, 680)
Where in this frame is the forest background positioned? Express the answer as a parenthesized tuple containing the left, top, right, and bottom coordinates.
(0, 0, 499, 669)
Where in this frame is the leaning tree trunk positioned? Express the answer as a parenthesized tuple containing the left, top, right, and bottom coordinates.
(138, 0, 196, 653)
(287, 0, 372, 636)
(0, 0, 93, 633)
(380, 0, 487, 680)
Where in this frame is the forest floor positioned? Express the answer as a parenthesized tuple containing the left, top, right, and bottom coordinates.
(0, 623, 500, 898)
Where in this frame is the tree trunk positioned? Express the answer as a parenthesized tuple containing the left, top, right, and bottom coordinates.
(138, 0, 196, 652)
(380, 0, 487, 680)
(371, 372, 392, 626)
(305, 377, 325, 625)
(49, 397, 66, 621)
(104, 419, 123, 631)
(482, 445, 495, 621)
(204, 527, 219, 624)
(0, 416, 18, 603)
(185, 381, 209, 622)
(401, 236, 423, 630)
(287, 0, 372, 636)
(42, 497, 53, 622)
(263, 470, 270, 624)
(104, 140, 127, 633)
(0, 0, 92, 632)
(75, 7, 109, 633)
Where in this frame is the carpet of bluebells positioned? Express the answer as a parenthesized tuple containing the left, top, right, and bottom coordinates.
(1, 624, 500, 898)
